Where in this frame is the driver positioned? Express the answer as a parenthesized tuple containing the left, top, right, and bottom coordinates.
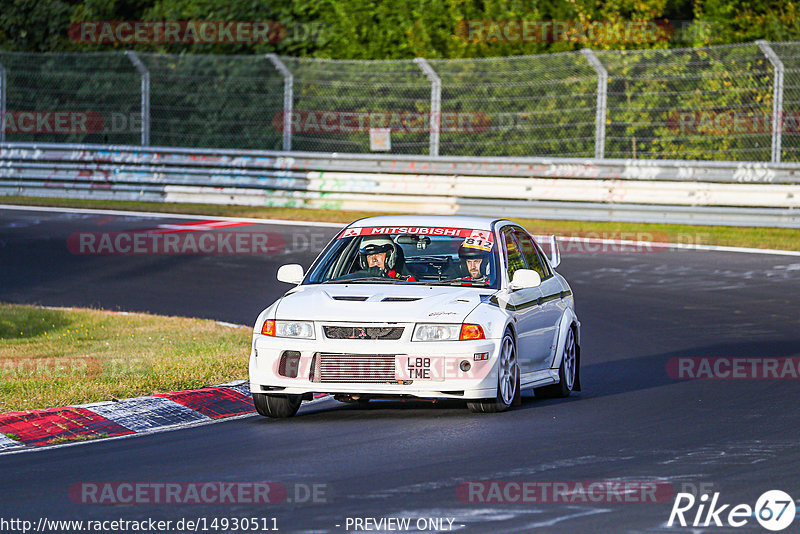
(358, 236, 417, 281)
(457, 242, 491, 284)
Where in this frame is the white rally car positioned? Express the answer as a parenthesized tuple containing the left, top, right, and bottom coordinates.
(249, 215, 580, 417)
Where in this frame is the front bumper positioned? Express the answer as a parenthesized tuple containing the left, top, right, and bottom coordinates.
(248, 330, 502, 400)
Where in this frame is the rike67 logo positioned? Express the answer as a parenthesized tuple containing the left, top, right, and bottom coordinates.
(668, 490, 796, 531)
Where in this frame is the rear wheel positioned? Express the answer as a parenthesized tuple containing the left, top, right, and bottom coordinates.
(468, 331, 518, 413)
(535, 326, 577, 398)
(253, 393, 302, 418)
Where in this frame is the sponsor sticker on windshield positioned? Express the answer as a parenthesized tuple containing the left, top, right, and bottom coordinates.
(340, 228, 363, 238)
(461, 236, 493, 251)
(338, 227, 494, 240)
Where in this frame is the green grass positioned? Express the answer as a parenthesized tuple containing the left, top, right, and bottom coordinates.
(0, 303, 251, 413)
(47, 432, 108, 445)
(2, 195, 798, 251)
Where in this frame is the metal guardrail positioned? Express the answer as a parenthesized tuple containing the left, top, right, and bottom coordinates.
(1, 142, 798, 228)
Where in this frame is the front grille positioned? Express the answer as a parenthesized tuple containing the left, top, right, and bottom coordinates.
(323, 326, 404, 340)
(313, 353, 396, 383)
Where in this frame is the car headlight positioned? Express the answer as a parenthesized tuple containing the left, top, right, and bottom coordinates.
(412, 323, 487, 341)
(262, 320, 315, 339)
(412, 324, 460, 341)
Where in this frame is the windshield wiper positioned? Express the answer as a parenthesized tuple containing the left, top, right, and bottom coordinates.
(343, 277, 396, 283)
(429, 277, 488, 286)
(322, 276, 394, 284)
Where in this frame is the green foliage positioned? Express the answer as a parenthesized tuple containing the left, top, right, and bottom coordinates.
(697, 0, 800, 46)
(2, 0, 796, 58)
(0, 0, 76, 52)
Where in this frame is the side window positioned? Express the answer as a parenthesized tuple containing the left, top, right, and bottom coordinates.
(532, 240, 553, 278)
(503, 230, 525, 282)
(514, 230, 550, 279)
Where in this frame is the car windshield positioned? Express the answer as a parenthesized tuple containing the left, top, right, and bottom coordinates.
(304, 226, 499, 288)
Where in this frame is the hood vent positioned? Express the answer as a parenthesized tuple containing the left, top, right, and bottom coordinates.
(382, 297, 421, 302)
(332, 296, 369, 301)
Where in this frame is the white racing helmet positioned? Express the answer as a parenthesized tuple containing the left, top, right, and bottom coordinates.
(358, 236, 397, 270)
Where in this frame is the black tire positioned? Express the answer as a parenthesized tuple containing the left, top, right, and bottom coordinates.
(253, 393, 302, 418)
(468, 330, 518, 413)
(535, 325, 578, 399)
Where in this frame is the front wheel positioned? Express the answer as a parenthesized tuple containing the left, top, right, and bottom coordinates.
(468, 331, 518, 413)
(535, 326, 578, 398)
(253, 393, 302, 418)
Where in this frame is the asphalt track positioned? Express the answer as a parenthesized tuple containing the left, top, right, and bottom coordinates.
(1, 206, 799, 534)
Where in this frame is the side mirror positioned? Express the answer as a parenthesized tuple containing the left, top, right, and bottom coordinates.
(549, 235, 561, 268)
(277, 264, 304, 285)
(510, 269, 541, 290)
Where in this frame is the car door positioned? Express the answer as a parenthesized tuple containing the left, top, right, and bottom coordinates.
(514, 229, 564, 370)
(499, 227, 545, 374)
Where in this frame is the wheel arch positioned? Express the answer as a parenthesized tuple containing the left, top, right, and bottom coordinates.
(504, 321, 523, 404)
(572, 321, 581, 392)
(551, 309, 581, 392)
(505, 320, 517, 340)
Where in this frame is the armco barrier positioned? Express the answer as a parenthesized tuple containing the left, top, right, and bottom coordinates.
(1, 143, 799, 227)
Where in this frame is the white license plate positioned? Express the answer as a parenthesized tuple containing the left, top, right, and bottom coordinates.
(395, 356, 445, 381)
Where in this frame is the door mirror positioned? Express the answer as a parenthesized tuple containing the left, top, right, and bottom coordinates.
(510, 269, 541, 290)
(549, 235, 561, 268)
(277, 264, 304, 285)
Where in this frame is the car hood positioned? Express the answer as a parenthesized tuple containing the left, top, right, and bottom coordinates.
(275, 284, 496, 324)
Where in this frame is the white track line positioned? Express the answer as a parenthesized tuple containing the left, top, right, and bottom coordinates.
(1, 203, 799, 256)
(0, 203, 344, 228)
(532, 234, 800, 257)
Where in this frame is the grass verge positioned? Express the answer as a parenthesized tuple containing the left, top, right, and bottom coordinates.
(0, 303, 250, 413)
(1, 196, 798, 251)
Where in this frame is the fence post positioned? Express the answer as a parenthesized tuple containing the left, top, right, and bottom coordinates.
(267, 54, 293, 152)
(0, 60, 6, 143)
(414, 58, 441, 157)
(124, 51, 150, 146)
(581, 48, 608, 159)
(756, 40, 784, 163)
